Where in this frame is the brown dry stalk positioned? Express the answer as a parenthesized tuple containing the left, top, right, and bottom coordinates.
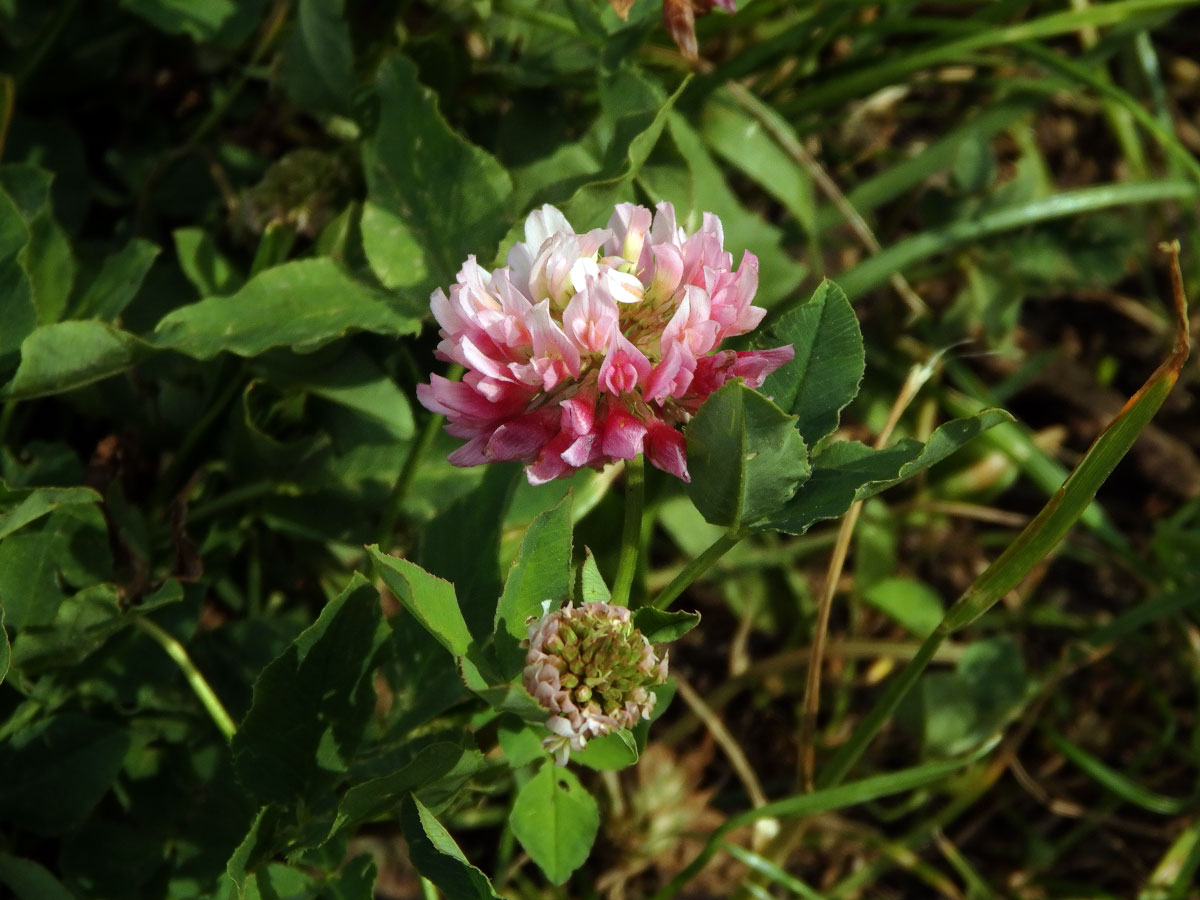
(798, 360, 940, 790)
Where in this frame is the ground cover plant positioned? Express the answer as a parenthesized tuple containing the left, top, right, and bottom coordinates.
(1, 1, 1199, 898)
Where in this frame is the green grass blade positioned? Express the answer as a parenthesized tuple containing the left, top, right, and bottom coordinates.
(1012, 41, 1200, 185)
(942, 364, 1130, 555)
(819, 248, 1190, 788)
(720, 843, 826, 900)
(1043, 728, 1192, 816)
(839, 181, 1199, 300)
(786, 0, 1192, 116)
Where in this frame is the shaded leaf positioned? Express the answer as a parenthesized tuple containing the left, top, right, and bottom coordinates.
(420, 464, 519, 642)
(862, 577, 944, 638)
(400, 794, 501, 900)
(766, 410, 1012, 535)
(0, 853, 76, 900)
(2, 321, 145, 400)
(281, 0, 355, 116)
(72, 238, 160, 321)
(632, 607, 700, 643)
(232, 574, 390, 807)
(334, 741, 467, 837)
(0, 610, 7, 686)
(0, 714, 129, 836)
(151, 259, 420, 360)
(510, 69, 684, 228)
(497, 718, 546, 768)
(686, 381, 810, 531)
(0, 165, 74, 326)
(369, 547, 471, 660)
(509, 763, 599, 885)
(327, 855, 377, 900)
(223, 806, 281, 900)
(0, 484, 100, 540)
(576, 548, 611, 604)
(699, 93, 816, 238)
(119, 0, 239, 41)
(173, 227, 242, 296)
(760, 280, 864, 447)
(0, 186, 36, 365)
(904, 637, 1027, 757)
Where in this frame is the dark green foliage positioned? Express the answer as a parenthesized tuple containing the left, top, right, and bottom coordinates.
(0, 2, 1195, 898)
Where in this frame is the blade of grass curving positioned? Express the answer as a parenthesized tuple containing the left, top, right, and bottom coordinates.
(839, 180, 1199, 300)
(941, 363, 1131, 556)
(827, 97, 1039, 233)
(1012, 40, 1200, 184)
(829, 581, 1200, 896)
(1043, 728, 1192, 815)
(720, 843, 825, 900)
(784, 0, 1193, 117)
(648, 750, 987, 900)
(1141, 817, 1200, 900)
(818, 244, 1190, 789)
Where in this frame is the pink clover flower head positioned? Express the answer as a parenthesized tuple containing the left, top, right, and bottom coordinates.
(522, 600, 668, 766)
(416, 201, 794, 484)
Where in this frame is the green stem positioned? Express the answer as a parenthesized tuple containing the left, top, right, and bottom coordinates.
(611, 455, 645, 608)
(816, 624, 947, 789)
(133, 616, 236, 741)
(652, 532, 741, 611)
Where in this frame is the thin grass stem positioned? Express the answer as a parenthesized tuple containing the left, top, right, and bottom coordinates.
(133, 616, 236, 741)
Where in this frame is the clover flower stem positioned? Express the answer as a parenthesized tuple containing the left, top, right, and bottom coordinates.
(651, 531, 740, 611)
(611, 454, 645, 608)
(379, 364, 463, 546)
(133, 615, 237, 741)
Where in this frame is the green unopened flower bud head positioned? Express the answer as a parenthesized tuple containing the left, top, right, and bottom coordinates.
(523, 600, 669, 765)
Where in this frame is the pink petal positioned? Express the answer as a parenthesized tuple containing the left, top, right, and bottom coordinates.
(562, 281, 619, 354)
(605, 203, 653, 267)
(447, 435, 491, 466)
(561, 433, 598, 468)
(731, 345, 795, 389)
(527, 299, 581, 386)
(485, 410, 558, 461)
(416, 374, 526, 421)
(650, 242, 684, 300)
(598, 331, 651, 395)
(644, 343, 694, 403)
(559, 390, 596, 437)
(601, 408, 647, 460)
(645, 419, 689, 482)
(650, 201, 681, 246)
(526, 433, 576, 485)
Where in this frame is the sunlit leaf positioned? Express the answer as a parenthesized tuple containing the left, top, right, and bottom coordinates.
(493, 493, 573, 678)
(151, 259, 420, 359)
(509, 763, 599, 885)
(362, 55, 512, 293)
